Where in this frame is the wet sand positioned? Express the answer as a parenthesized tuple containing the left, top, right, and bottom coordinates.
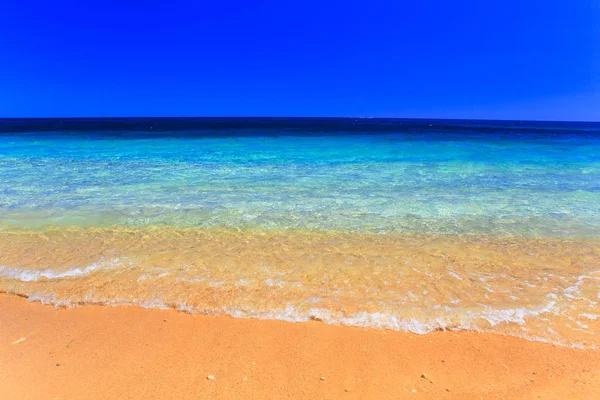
(1, 294, 598, 399)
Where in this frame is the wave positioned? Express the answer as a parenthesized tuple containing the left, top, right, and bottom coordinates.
(0, 258, 125, 282)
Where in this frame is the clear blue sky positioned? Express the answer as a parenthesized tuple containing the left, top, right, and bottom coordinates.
(1, 1, 599, 120)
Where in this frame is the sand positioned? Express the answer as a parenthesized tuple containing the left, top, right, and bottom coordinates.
(0, 294, 598, 400)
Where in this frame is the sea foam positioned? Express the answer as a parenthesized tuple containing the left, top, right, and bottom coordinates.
(0, 258, 124, 282)
(15, 290, 594, 350)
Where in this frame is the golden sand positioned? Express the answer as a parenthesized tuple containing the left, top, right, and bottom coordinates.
(1, 294, 599, 399)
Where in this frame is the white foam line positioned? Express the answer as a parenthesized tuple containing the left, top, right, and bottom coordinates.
(0, 258, 124, 282)
(18, 292, 595, 350)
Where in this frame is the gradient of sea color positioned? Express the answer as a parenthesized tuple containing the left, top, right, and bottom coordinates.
(1, 118, 599, 348)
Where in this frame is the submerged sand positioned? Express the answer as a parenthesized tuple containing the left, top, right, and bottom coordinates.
(1, 228, 599, 348)
(0, 294, 599, 399)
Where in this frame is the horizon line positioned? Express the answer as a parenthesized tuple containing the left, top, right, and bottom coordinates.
(0, 116, 599, 124)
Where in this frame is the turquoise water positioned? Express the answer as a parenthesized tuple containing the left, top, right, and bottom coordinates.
(1, 118, 599, 237)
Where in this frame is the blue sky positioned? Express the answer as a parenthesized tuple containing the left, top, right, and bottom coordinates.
(1, 1, 598, 120)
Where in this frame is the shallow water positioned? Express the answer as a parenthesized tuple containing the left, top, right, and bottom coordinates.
(1, 118, 599, 347)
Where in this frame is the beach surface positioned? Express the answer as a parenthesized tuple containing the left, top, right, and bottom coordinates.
(1, 294, 598, 400)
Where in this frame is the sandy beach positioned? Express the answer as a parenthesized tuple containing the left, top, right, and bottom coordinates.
(2, 0, 599, 397)
(1, 294, 598, 399)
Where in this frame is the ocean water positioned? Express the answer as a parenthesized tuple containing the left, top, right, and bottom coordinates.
(0, 118, 599, 348)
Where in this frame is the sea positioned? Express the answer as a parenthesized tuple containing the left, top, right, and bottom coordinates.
(0, 117, 598, 348)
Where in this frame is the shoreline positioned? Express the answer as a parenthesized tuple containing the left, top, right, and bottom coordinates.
(1, 294, 599, 399)
(2, 228, 599, 349)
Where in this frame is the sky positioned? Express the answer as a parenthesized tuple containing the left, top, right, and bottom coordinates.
(0, 1, 599, 120)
